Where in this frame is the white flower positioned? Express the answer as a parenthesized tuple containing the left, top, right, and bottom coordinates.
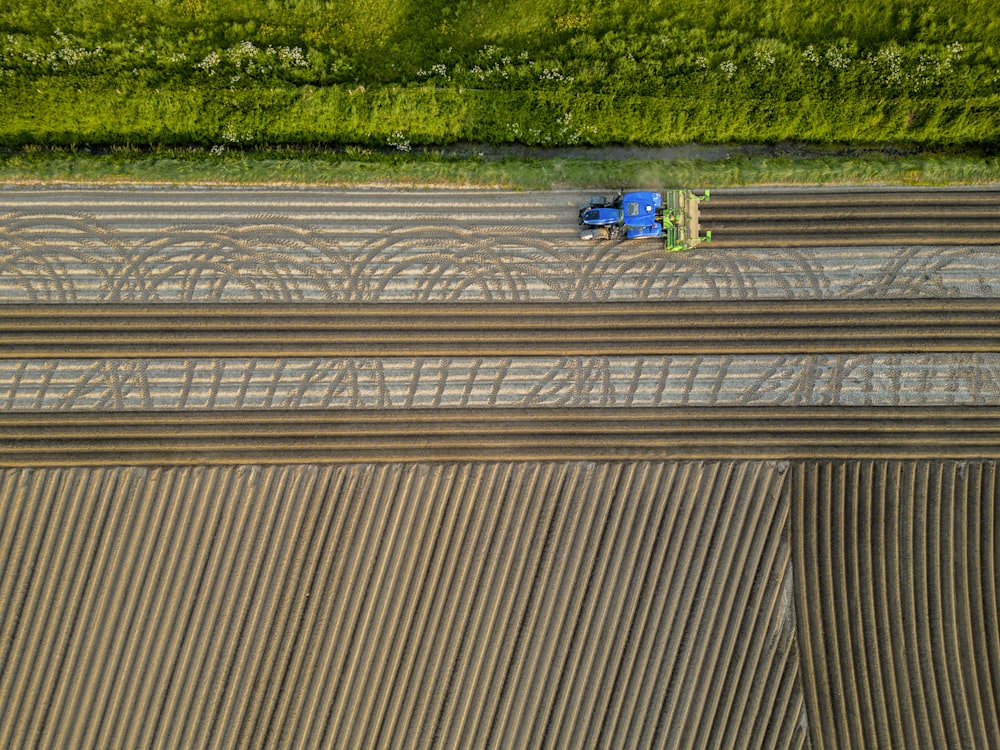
(195, 51, 221, 73)
(825, 44, 851, 71)
(388, 131, 411, 152)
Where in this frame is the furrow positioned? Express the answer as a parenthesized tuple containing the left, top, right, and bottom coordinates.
(290, 466, 369, 747)
(791, 459, 1000, 749)
(701, 463, 791, 749)
(0, 462, 830, 749)
(414, 464, 504, 744)
(1, 407, 998, 463)
(981, 463, 1000, 740)
(2, 300, 995, 358)
(552, 463, 656, 750)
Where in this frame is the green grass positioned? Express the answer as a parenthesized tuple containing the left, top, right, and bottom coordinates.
(2, 1, 1000, 149)
(3, 147, 999, 189)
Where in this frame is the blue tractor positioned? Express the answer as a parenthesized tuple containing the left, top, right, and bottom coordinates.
(579, 189, 711, 251)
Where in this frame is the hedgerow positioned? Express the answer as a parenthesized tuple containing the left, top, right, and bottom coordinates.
(2, 1, 1000, 148)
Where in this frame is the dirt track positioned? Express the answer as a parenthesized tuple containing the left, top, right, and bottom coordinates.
(0, 186, 997, 749)
(2, 186, 1000, 301)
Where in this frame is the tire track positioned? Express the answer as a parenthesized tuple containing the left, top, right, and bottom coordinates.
(4, 188, 1000, 302)
(2, 185, 998, 750)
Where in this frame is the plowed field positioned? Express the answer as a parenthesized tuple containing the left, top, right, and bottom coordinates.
(791, 460, 999, 749)
(0, 186, 997, 749)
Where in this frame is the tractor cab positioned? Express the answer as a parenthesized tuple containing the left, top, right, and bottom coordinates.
(578, 188, 710, 249)
(579, 190, 663, 240)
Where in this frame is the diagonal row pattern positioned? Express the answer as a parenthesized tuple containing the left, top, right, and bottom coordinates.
(0, 461, 808, 750)
(3, 186, 997, 750)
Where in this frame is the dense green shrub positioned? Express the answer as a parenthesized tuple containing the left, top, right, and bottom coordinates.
(2, 0, 999, 147)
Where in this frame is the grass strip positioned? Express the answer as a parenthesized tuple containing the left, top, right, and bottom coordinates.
(2, 148, 999, 189)
(4, 83, 1000, 149)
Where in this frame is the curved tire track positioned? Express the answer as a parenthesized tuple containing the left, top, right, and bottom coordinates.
(3, 187, 1000, 302)
(1, 186, 999, 750)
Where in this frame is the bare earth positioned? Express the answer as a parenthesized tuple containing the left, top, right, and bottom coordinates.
(0, 186, 997, 749)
